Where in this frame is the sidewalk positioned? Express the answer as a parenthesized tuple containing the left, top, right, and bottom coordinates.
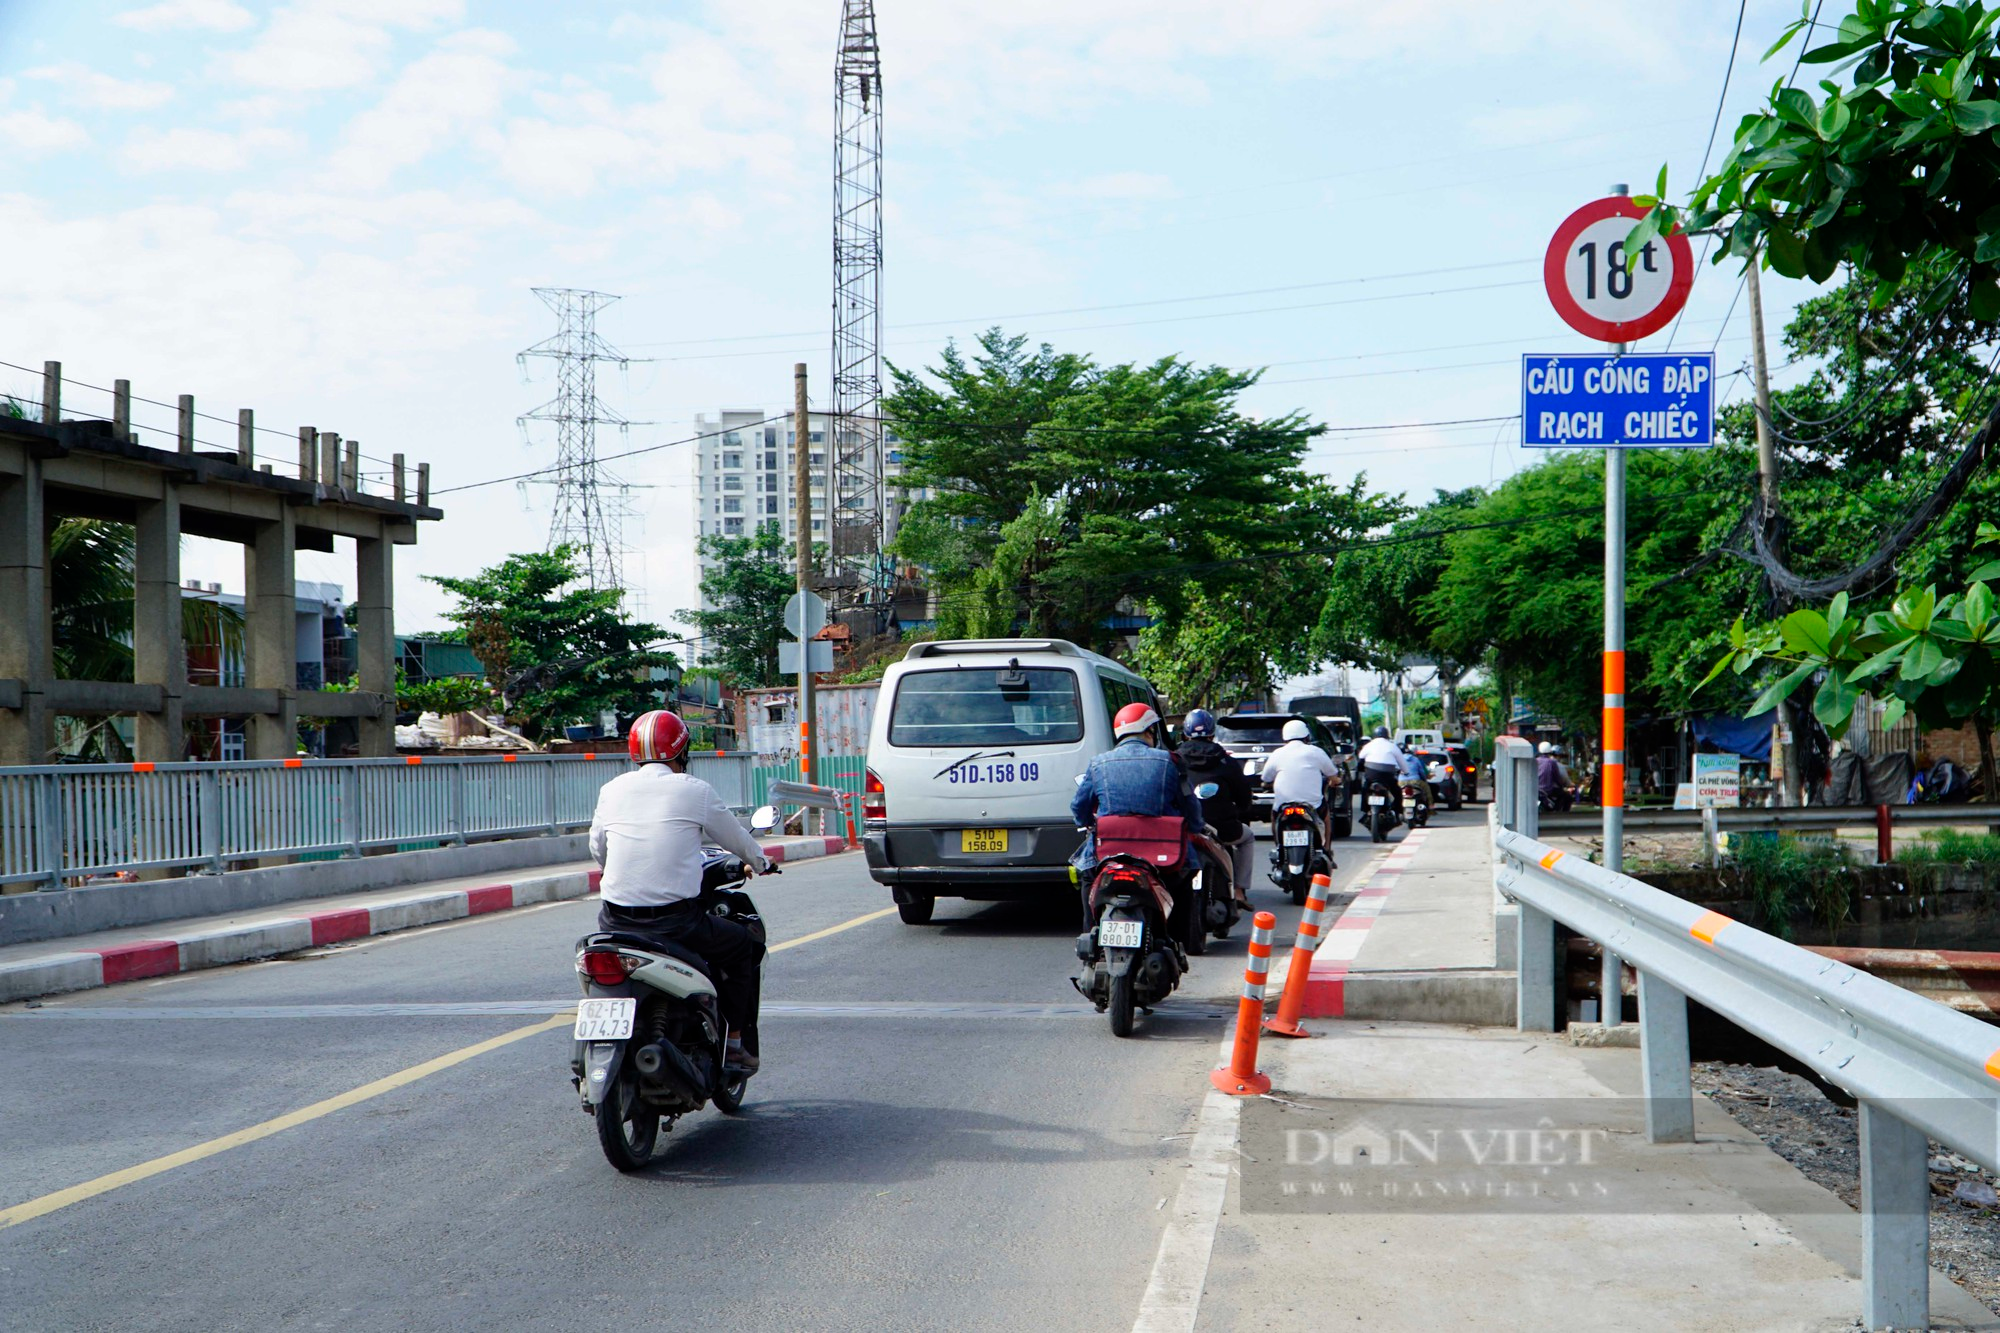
(1191, 818, 1996, 1330)
(0, 833, 852, 1004)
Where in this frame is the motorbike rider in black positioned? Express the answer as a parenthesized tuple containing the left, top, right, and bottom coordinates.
(1175, 708, 1255, 910)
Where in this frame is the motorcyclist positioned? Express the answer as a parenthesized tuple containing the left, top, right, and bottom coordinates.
(588, 709, 776, 1074)
(1356, 725, 1405, 815)
(1262, 718, 1341, 845)
(1396, 742, 1433, 815)
(1175, 708, 1255, 910)
(1537, 741, 1575, 812)
(1072, 702, 1206, 947)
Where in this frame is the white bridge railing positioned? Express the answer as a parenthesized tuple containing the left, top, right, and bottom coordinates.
(1490, 736, 2000, 1331)
(0, 752, 755, 888)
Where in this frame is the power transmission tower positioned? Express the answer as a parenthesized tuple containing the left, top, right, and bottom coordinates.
(518, 287, 635, 596)
(831, 0, 886, 603)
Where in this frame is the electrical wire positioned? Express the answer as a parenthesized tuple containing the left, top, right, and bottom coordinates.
(1664, 0, 1750, 350)
(433, 413, 790, 496)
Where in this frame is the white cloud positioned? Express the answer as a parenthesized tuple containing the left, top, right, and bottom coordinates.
(115, 0, 255, 33)
(25, 63, 176, 112)
(218, 0, 467, 92)
(0, 108, 89, 156)
(120, 125, 299, 173)
(322, 29, 516, 189)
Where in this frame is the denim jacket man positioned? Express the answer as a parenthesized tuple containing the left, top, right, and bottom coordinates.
(1070, 705, 1205, 877)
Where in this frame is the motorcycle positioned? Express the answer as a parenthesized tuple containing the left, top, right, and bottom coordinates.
(1362, 772, 1403, 843)
(1400, 777, 1432, 829)
(1269, 800, 1330, 906)
(1073, 814, 1189, 1037)
(570, 817, 778, 1172)
(1191, 781, 1240, 943)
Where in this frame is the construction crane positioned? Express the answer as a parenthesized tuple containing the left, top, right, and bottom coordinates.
(830, 0, 886, 611)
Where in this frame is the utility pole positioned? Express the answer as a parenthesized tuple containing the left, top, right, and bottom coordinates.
(793, 363, 819, 815)
(1745, 257, 1801, 806)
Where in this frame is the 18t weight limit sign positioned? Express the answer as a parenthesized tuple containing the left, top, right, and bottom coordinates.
(1543, 196, 1694, 344)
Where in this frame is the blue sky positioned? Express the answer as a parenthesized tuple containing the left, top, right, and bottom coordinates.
(0, 0, 1830, 634)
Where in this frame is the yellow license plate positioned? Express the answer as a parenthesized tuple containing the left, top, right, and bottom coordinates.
(960, 828, 1010, 854)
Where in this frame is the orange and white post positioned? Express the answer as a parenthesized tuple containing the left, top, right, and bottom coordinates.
(1212, 910, 1276, 1096)
(1264, 873, 1331, 1038)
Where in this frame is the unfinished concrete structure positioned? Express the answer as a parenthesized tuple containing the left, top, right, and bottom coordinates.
(0, 362, 441, 765)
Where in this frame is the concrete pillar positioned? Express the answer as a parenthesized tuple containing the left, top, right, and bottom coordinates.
(1637, 970, 1694, 1143)
(132, 489, 186, 762)
(0, 463, 54, 764)
(244, 510, 298, 760)
(1859, 1101, 1930, 1330)
(354, 531, 395, 757)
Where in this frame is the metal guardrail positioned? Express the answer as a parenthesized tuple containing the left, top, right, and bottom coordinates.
(1490, 737, 2000, 1330)
(766, 779, 858, 842)
(1539, 802, 2000, 834)
(0, 752, 756, 888)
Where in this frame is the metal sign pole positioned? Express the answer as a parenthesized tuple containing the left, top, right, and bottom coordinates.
(1597, 184, 1629, 1027)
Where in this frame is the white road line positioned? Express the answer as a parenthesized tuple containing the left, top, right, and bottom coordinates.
(1131, 1081, 1239, 1333)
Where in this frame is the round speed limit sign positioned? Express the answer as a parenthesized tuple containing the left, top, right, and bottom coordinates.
(1543, 196, 1694, 343)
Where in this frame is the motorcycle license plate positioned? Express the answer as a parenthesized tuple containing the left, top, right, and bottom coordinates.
(960, 828, 1009, 853)
(1099, 919, 1144, 949)
(573, 997, 636, 1041)
(1281, 830, 1310, 846)
(1368, 795, 1387, 807)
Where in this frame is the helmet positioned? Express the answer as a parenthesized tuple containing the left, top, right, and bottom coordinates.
(1373, 726, 1390, 740)
(1183, 708, 1216, 738)
(1537, 741, 1556, 755)
(1113, 702, 1160, 741)
(629, 709, 691, 764)
(1282, 719, 1310, 742)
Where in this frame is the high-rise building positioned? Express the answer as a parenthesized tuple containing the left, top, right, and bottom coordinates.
(691, 408, 907, 604)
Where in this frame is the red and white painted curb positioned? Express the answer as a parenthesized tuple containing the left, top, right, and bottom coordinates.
(0, 835, 851, 1004)
(1299, 827, 1431, 1018)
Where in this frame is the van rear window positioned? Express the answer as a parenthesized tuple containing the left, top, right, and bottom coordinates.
(888, 668, 1084, 748)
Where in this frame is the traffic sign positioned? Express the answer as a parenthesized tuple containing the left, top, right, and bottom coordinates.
(783, 589, 828, 638)
(1521, 352, 1715, 448)
(1543, 196, 1694, 343)
(779, 639, 835, 674)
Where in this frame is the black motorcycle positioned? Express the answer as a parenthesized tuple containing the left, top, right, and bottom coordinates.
(570, 848, 774, 1172)
(1362, 772, 1403, 843)
(1400, 777, 1432, 829)
(1074, 815, 1189, 1037)
(1269, 800, 1331, 905)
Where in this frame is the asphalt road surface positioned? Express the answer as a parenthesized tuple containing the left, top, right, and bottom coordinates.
(0, 819, 1413, 1332)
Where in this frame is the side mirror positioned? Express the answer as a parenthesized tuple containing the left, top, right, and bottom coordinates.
(1194, 782, 1220, 800)
(751, 804, 779, 834)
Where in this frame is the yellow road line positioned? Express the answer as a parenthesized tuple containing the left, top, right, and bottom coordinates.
(769, 906, 896, 953)
(0, 1014, 570, 1231)
(1, 903, 897, 1232)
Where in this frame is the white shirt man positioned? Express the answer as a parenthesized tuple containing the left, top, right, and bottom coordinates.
(1263, 737, 1339, 807)
(1356, 735, 1403, 770)
(590, 764, 770, 907)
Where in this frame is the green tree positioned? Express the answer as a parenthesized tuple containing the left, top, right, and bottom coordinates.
(1311, 488, 1478, 673)
(425, 546, 676, 740)
(1633, 1, 2000, 311)
(890, 329, 1391, 683)
(676, 524, 803, 688)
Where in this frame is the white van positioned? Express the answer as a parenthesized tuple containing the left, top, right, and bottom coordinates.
(861, 638, 1161, 924)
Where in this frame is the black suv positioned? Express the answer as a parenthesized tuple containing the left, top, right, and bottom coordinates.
(1214, 712, 1353, 839)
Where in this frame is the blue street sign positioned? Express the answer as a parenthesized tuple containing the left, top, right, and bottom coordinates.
(1520, 352, 1716, 449)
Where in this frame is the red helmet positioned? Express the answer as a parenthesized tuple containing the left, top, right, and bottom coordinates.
(628, 709, 690, 764)
(1112, 702, 1160, 741)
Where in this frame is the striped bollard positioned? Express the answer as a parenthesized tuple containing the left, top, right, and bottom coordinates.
(1211, 910, 1276, 1096)
(1264, 872, 1331, 1038)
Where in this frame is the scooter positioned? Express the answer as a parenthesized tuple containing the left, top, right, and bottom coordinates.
(570, 810, 779, 1172)
(1191, 782, 1240, 943)
(1362, 772, 1403, 843)
(1269, 800, 1331, 906)
(1073, 814, 1189, 1037)
(1400, 778, 1432, 829)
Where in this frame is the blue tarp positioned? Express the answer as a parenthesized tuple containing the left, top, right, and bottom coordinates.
(1690, 715, 1772, 763)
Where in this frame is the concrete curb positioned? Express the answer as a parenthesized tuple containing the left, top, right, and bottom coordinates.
(0, 836, 853, 1004)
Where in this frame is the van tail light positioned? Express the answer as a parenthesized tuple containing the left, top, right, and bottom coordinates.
(863, 767, 887, 822)
(578, 949, 642, 986)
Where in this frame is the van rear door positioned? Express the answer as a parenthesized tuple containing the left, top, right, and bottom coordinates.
(881, 664, 1090, 824)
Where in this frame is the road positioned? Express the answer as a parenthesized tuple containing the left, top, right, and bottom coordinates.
(0, 824, 1408, 1332)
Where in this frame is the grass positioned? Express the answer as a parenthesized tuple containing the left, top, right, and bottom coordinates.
(1723, 833, 1853, 942)
(1897, 828, 2000, 867)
